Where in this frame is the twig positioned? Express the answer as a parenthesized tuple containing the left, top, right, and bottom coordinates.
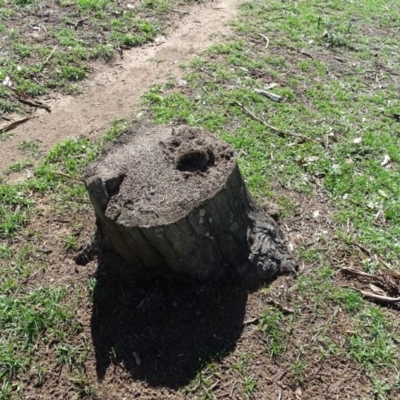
(275, 370, 287, 381)
(233, 101, 317, 143)
(258, 33, 270, 49)
(170, 9, 190, 16)
(266, 298, 295, 314)
(243, 317, 259, 326)
(351, 242, 371, 256)
(340, 267, 379, 280)
(17, 96, 51, 113)
(355, 289, 400, 304)
(208, 381, 220, 392)
(384, 113, 400, 122)
(5, 85, 51, 112)
(75, 16, 89, 29)
(42, 46, 57, 68)
(0, 116, 34, 134)
(51, 171, 84, 183)
(230, 380, 237, 398)
(300, 50, 314, 59)
(199, 67, 214, 78)
(254, 88, 282, 102)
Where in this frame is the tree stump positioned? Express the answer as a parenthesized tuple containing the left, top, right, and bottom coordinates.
(81, 123, 295, 289)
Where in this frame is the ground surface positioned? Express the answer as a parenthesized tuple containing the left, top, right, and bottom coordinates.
(0, 0, 240, 173)
(1, 0, 400, 399)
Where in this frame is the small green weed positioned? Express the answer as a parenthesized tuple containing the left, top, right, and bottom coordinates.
(62, 234, 78, 252)
(260, 311, 290, 357)
(4, 159, 33, 174)
(348, 307, 398, 368)
(18, 140, 41, 158)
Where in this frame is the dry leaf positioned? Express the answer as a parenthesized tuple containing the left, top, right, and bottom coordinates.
(2, 76, 12, 87)
(265, 83, 278, 90)
(369, 284, 386, 296)
(378, 190, 388, 198)
(381, 155, 391, 167)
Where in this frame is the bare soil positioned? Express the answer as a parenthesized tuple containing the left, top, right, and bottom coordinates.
(0, 0, 240, 173)
(19, 182, 373, 399)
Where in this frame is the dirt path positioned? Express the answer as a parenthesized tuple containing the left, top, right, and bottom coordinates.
(0, 0, 241, 173)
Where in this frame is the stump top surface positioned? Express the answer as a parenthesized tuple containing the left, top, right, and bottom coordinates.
(84, 123, 236, 225)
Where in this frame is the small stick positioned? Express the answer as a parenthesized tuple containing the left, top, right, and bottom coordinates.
(170, 9, 190, 15)
(51, 171, 84, 183)
(0, 116, 34, 133)
(199, 67, 214, 78)
(75, 16, 89, 29)
(301, 50, 314, 59)
(243, 317, 259, 326)
(230, 380, 237, 398)
(351, 242, 371, 256)
(275, 369, 287, 381)
(266, 298, 295, 314)
(355, 289, 400, 304)
(340, 267, 380, 280)
(42, 46, 57, 68)
(233, 101, 317, 143)
(17, 97, 51, 113)
(254, 88, 282, 102)
(258, 33, 270, 49)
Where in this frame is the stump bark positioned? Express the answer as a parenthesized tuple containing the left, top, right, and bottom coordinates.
(81, 123, 295, 288)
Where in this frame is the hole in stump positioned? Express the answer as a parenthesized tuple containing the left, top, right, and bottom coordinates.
(176, 149, 215, 172)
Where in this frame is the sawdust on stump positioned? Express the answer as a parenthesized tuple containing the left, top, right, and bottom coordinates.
(80, 122, 295, 288)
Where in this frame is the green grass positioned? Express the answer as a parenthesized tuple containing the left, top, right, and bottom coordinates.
(1, 0, 400, 398)
(0, 119, 128, 398)
(144, 0, 400, 260)
(0, 0, 187, 113)
(260, 310, 291, 358)
(142, 0, 400, 395)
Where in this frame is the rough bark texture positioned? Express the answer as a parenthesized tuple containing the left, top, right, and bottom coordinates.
(81, 122, 295, 288)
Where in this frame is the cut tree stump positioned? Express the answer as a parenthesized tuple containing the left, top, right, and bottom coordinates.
(79, 123, 296, 288)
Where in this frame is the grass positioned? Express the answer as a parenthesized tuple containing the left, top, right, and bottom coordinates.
(141, 0, 400, 396)
(0, 0, 187, 113)
(1, 0, 400, 398)
(0, 119, 128, 398)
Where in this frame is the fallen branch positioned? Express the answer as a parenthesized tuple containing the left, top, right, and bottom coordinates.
(0, 116, 34, 134)
(341, 267, 380, 280)
(355, 289, 400, 304)
(18, 97, 51, 113)
(5, 87, 51, 113)
(233, 101, 317, 143)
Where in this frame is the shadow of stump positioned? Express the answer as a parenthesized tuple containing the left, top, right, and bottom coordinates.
(91, 253, 248, 389)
